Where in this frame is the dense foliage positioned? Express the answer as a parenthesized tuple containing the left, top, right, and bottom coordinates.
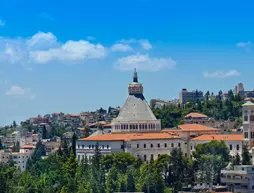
(153, 90, 244, 128)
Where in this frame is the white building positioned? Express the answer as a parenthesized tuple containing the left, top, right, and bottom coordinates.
(76, 132, 181, 162)
(76, 70, 181, 162)
(189, 134, 243, 157)
(0, 145, 34, 171)
(221, 165, 254, 193)
(242, 101, 254, 147)
(3, 131, 21, 148)
(111, 69, 161, 133)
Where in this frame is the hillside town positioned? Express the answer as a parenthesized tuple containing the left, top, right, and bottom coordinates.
(0, 70, 254, 193)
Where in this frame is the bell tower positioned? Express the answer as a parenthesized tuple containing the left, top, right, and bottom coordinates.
(128, 69, 143, 95)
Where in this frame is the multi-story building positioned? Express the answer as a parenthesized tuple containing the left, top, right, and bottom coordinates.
(0, 145, 34, 171)
(221, 165, 254, 193)
(76, 132, 181, 162)
(184, 112, 209, 124)
(111, 69, 161, 133)
(179, 89, 203, 104)
(189, 134, 243, 157)
(3, 131, 21, 148)
(242, 101, 254, 147)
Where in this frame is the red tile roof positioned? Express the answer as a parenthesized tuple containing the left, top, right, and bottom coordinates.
(80, 132, 180, 141)
(177, 124, 218, 131)
(185, 112, 208, 118)
(191, 134, 243, 141)
(20, 145, 34, 149)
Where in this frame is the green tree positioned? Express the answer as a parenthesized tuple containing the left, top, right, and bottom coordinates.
(242, 144, 252, 165)
(126, 166, 136, 192)
(42, 125, 48, 139)
(231, 153, 241, 168)
(92, 142, 101, 170)
(106, 166, 119, 193)
(13, 120, 17, 128)
(72, 133, 77, 156)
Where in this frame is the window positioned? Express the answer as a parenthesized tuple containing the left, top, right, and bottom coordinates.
(107, 145, 109, 149)
(251, 115, 254, 122)
(245, 132, 248, 139)
(144, 155, 147, 161)
(191, 146, 193, 150)
(78, 145, 80, 149)
(89, 145, 91, 149)
(185, 153, 187, 157)
(92, 145, 94, 149)
(144, 144, 146, 148)
(82, 145, 84, 149)
(158, 154, 160, 157)
(158, 143, 160, 148)
(137, 144, 139, 148)
(121, 145, 124, 149)
(78, 155, 80, 161)
(171, 143, 174, 148)
(151, 154, 154, 160)
(230, 144, 232, 150)
(178, 143, 181, 147)
(244, 115, 248, 122)
(237, 144, 240, 151)
(102, 145, 104, 149)
(164, 143, 167, 148)
(150, 144, 153, 148)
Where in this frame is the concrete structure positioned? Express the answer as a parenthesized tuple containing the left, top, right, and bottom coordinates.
(242, 101, 254, 147)
(0, 145, 34, 171)
(179, 89, 203, 104)
(190, 134, 243, 157)
(184, 112, 209, 124)
(76, 132, 181, 162)
(3, 131, 21, 148)
(112, 69, 161, 133)
(221, 165, 254, 193)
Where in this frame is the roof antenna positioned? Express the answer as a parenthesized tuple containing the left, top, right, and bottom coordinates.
(133, 68, 138, 82)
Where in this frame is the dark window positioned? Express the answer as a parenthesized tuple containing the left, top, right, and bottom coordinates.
(158, 143, 160, 148)
(89, 145, 91, 149)
(191, 146, 193, 150)
(237, 144, 240, 151)
(151, 154, 154, 160)
(178, 143, 181, 147)
(244, 115, 248, 122)
(164, 143, 167, 148)
(144, 155, 147, 161)
(137, 144, 139, 148)
(230, 144, 232, 150)
(251, 115, 254, 122)
(107, 145, 109, 149)
(144, 144, 146, 148)
(158, 154, 160, 157)
(150, 144, 153, 148)
(78, 145, 80, 148)
(82, 145, 84, 149)
(102, 145, 104, 149)
(121, 145, 124, 149)
(185, 153, 187, 157)
(92, 145, 94, 149)
(245, 132, 248, 139)
(171, 143, 174, 147)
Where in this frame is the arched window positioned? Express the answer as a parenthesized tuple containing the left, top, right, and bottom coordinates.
(244, 115, 249, 122)
(250, 115, 254, 122)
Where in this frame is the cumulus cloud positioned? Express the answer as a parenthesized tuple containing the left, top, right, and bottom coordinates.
(111, 43, 133, 52)
(115, 54, 176, 71)
(118, 38, 152, 50)
(0, 20, 5, 26)
(203, 70, 240, 78)
(5, 86, 36, 100)
(0, 31, 106, 66)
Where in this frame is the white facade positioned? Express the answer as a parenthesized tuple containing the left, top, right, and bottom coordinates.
(221, 165, 254, 193)
(242, 101, 254, 147)
(0, 147, 33, 171)
(3, 131, 21, 147)
(76, 138, 182, 162)
(189, 139, 243, 157)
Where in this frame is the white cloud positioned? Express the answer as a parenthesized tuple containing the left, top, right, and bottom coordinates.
(0, 20, 5, 27)
(236, 41, 251, 47)
(119, 38, 152, 50)
(5, 86, 36, 100)
(203, 70, 240, 78)
(115, 54, 176, 72)
(0, 32, 106, 66)
(30, 40, 106, 64)
(111, 43, 133, 52)
(139, 39, 152, 50)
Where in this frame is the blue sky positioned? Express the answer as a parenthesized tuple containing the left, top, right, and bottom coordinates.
(0, 0, 253, 125)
